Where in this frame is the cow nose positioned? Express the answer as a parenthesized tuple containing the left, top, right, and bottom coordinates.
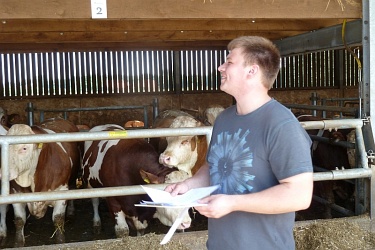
(159, 154, 171, 165)
(178, 221, 191, 230)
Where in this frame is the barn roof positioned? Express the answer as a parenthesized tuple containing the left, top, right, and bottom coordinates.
(0, 0, 362, 53)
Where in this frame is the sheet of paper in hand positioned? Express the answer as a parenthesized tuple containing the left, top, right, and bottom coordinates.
(136, 185, 219, 245)
(135, 185, 220, 208)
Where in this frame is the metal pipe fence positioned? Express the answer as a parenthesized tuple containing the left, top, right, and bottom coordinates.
(0, 119, 373, 217)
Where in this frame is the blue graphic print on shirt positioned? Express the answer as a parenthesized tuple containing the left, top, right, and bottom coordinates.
(208, 129, 255, 195)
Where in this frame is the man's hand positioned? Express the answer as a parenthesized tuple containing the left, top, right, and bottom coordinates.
(164, 181, 190, 196)
(195, 194, 233, 218)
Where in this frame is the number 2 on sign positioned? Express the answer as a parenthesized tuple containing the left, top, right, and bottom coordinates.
(91, 0, 107, 19)
(96, 7, 102, 15)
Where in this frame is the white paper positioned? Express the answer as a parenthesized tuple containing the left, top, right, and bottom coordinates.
(91, 0, 107, 19)
(136, 185, 219, 244)
(136, 185, 220, 207)
(160, 207, 190, 245)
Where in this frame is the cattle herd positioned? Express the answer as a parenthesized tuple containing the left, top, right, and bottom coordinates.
(0, 106, 357, 248)
(0, 106, 222, 247)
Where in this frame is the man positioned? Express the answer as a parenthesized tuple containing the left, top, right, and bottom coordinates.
(165, 36, 313, 250)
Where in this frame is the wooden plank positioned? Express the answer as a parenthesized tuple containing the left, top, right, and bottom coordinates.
(0, 19, 350, 32)
(0, 30, 300, 43)
(0, 41, 229, 53)
(0, 0, 361, 19)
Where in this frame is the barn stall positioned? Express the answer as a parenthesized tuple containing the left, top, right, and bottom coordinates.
(1, 0, 375, 249)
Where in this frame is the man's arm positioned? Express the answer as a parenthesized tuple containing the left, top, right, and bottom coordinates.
(195, 172, 313, 218)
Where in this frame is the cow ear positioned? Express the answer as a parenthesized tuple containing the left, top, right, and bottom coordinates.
(140, 169, 159, 184)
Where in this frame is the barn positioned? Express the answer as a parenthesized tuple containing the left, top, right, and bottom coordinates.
(1, 0, 375, 248)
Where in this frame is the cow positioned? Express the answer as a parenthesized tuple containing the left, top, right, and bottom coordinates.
(152, 110, 208, 176)
(148, 110, 211, 231)
(5, 118, 81, 247)
(201, 105, 225, 126)
(81, 124, 192, 238)
(296, 114, 355, 219)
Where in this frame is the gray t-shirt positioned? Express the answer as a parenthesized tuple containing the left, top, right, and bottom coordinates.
(206, 99, 313, 250)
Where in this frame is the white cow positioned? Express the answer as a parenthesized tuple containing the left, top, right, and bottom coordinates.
(203, 105, 225, 126)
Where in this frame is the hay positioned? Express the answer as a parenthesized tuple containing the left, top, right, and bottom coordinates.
(294, 218, 375, 250)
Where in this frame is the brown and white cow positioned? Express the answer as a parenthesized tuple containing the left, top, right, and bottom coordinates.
(152, 110, 208, 177)
(6, 118, 81, 247)
(81, 124, 191, 238)
(149, 110, 210, 229)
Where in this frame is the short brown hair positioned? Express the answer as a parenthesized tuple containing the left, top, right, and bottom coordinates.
(228, 36, 280, 89)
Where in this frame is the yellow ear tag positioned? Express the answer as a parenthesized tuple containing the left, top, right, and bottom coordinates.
(143, 178, 150, 184)
(76, 177, 83, 189)
(38, 143, 43, 149)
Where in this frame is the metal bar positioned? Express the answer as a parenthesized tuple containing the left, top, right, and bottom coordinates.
(283, 103, 358, 114)
(0, 142, 10, 197)
(0, 127, 213, 145)
(313, 168, 372, 181)
(371, 165, 375, 219)
(356, 126, 369, 168)
(299, 119, 363, 130)
(143, 106, 148, 128)
(274, 19, 362, 56)
(312, 195, 355, 216)
(323, 97, 360, 102)
(0, 184, 167, 205)
(26, 102, 35, 126)
(309, 135, 355, 149)
(364, 0, 372, 118)
(37, 105, 148, 113)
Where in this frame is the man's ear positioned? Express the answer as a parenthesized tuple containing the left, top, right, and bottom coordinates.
(248, 65, 259, 76)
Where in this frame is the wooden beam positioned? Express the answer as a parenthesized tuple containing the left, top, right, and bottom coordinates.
(0, 19, 350, 32)
(0, 41, 229, 53)
(0, 0, 361, 19)
(0, 30, 301, 44)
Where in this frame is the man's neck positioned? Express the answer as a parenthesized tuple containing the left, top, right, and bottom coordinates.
(235, 93, 272, 115)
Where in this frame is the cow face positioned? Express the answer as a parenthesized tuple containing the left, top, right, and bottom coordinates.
(159, 135, 198, 172)
(7, 125, 40, 186)
(158, 116, 202, 175)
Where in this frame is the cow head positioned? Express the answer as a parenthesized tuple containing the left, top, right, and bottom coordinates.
(153, 169, 192, 230)
(159, 116, 203, 175)
(203, 105, 224, 126)
(6, 124, 40, 187)
(153, 206, 192, 230)
(139, 166, 178, 184)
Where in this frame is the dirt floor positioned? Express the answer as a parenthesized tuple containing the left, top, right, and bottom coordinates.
(2, 198, 375, 250)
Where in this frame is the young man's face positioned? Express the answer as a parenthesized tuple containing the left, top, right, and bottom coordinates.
(218, 48, 250, 96)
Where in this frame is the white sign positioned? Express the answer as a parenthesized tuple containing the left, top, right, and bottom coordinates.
(91, 0, 107, 19)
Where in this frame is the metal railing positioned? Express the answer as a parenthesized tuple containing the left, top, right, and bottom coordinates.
(0, 126, 212, 203)
(0, 119, 373, 217)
